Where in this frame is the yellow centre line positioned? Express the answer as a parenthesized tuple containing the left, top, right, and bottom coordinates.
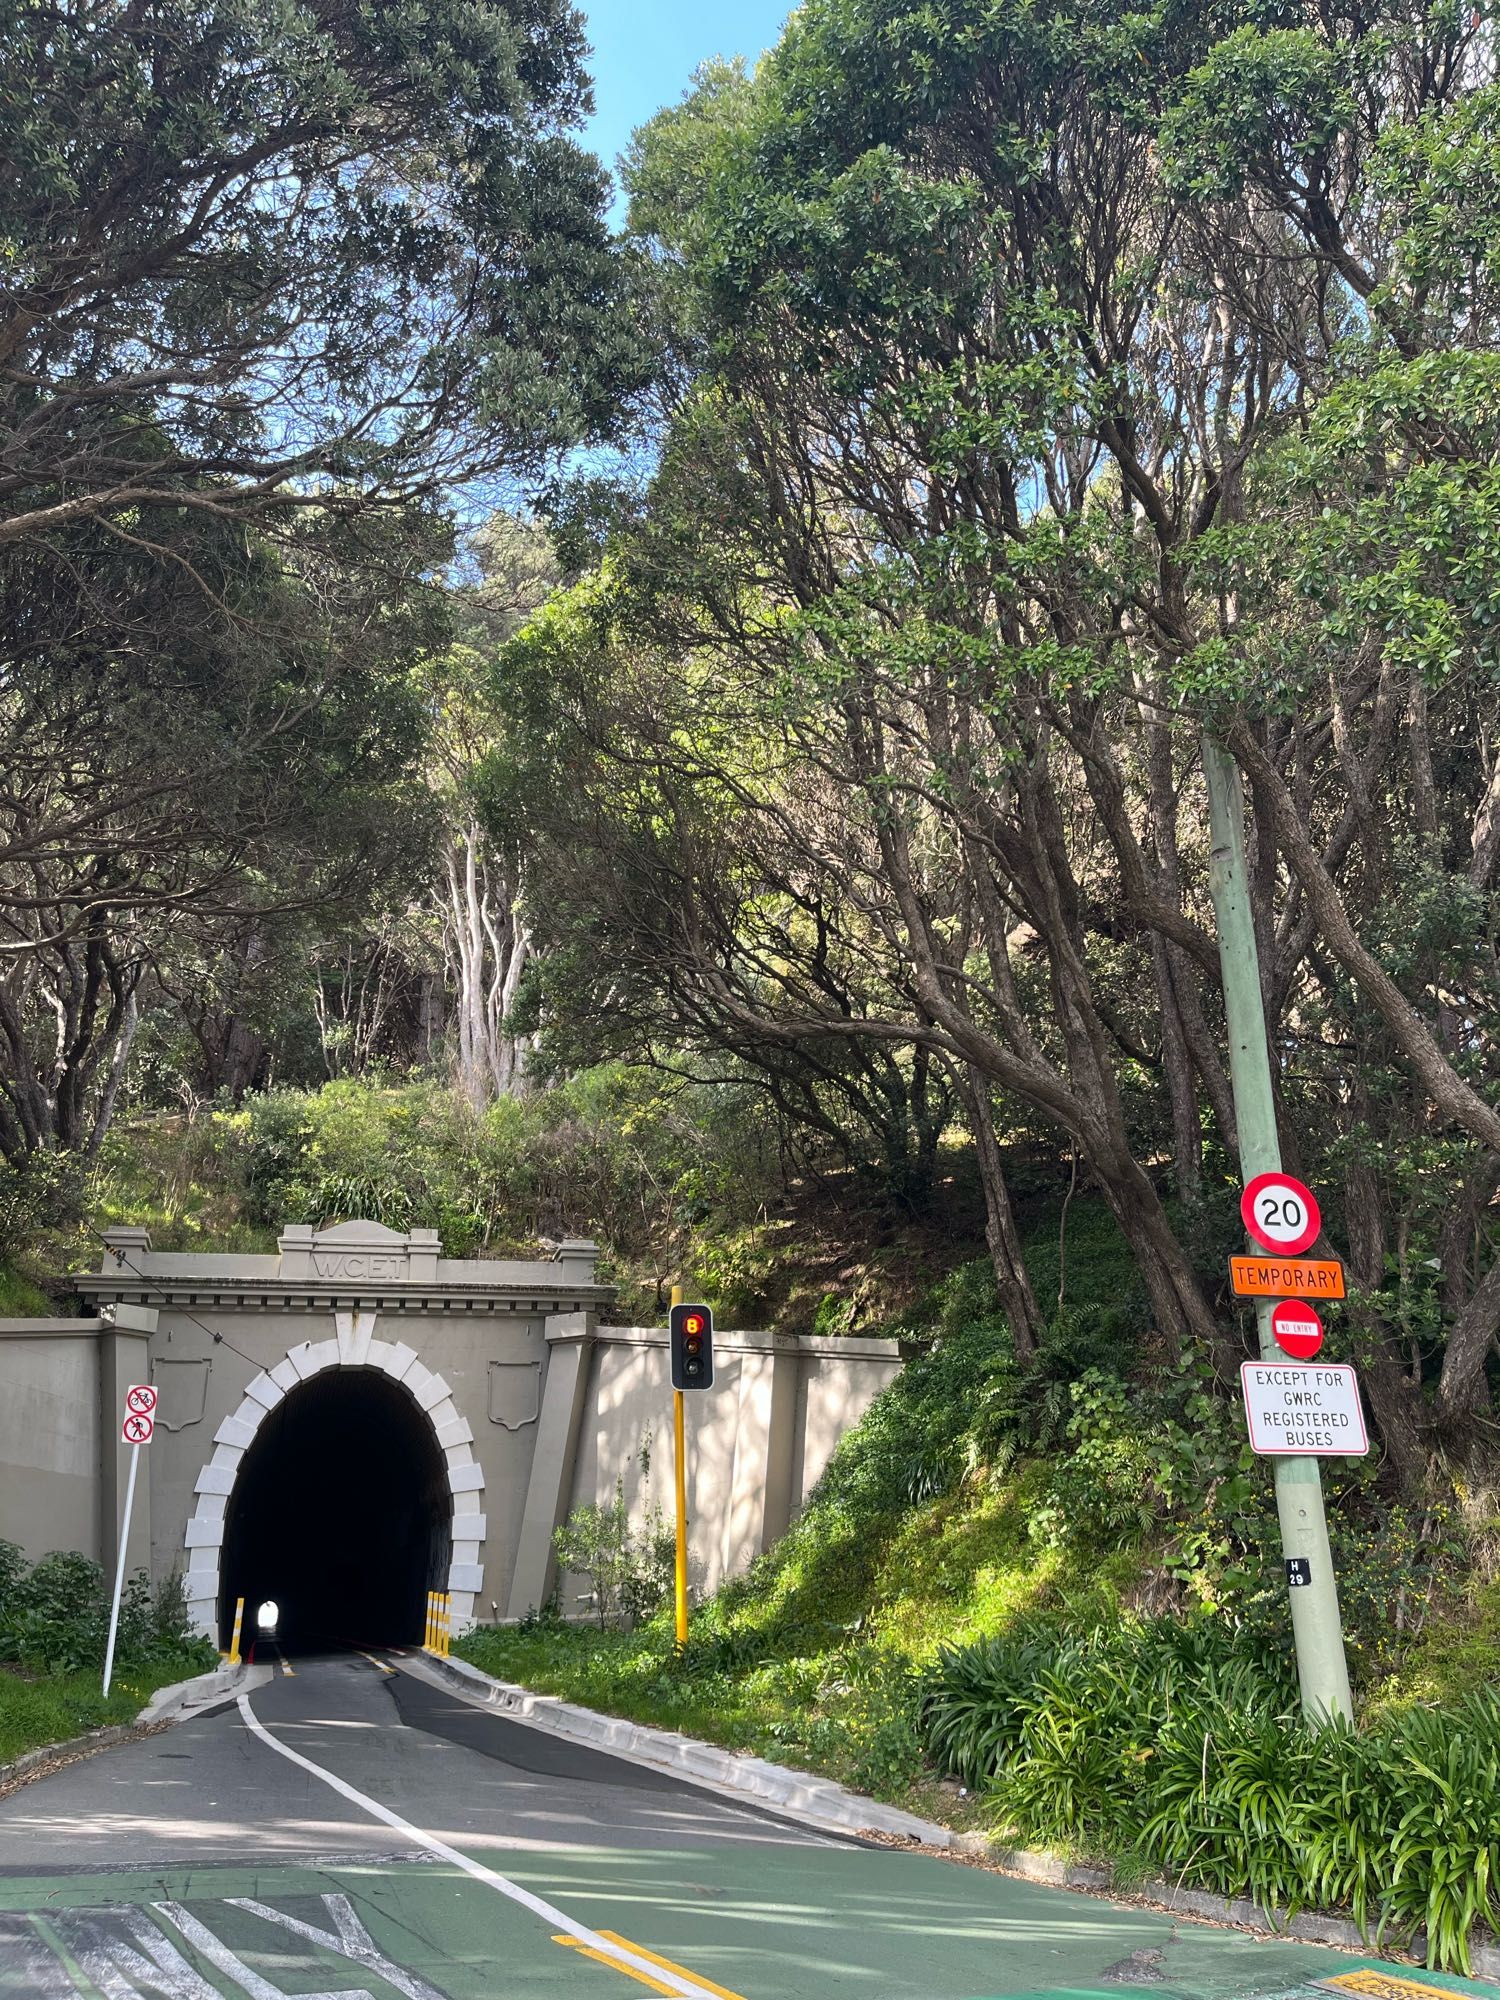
(357, 1650, 395, 1676)
(1317, 1978, 1476, 2000)
(553, 1930, 747, 1999)
(273, 1643, 294, 1678)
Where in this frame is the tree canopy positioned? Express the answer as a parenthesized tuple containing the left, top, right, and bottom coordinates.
(484, 0, 1500, 1474)
(0, 0, 643, 1157)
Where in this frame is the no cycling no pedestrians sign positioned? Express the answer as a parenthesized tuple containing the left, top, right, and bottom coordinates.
(120, 1382, 156, 1445)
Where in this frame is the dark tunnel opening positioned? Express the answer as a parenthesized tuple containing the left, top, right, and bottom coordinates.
(219, 1368, 450, 1653)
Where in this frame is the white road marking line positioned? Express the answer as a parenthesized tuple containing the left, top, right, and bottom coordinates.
(216, 1894, 447, 2000)
(151, 1902, 367, 2000)
(235, 1693, 735, 2000)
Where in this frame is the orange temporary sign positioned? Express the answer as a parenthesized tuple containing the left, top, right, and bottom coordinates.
(1230, 1255, 1346, 1300)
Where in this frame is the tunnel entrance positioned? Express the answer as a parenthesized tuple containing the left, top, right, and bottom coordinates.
(218, 1368, 450, 1653)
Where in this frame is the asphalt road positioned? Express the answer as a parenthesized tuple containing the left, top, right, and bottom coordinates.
(0, 1650, 1494, 2000)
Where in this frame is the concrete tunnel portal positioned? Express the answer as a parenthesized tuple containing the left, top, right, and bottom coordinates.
(218, 1368, 451, 1652)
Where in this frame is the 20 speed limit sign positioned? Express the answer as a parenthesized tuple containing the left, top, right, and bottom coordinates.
(1241, 1172, 1321, 1256)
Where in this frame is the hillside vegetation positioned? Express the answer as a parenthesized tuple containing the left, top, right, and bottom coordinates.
(460, 1231, 1500, 1971)
(4, 0, 1500, 1970)
(2, 1069, 990, 1335)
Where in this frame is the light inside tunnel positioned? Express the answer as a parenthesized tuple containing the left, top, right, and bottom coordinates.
(219, 1369, 450, 1653)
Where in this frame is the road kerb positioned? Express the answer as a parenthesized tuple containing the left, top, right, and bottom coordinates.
(0, 1724, 152, 1799)
(405, 1649, 1500, 1984)
(137, 1657, 270, 1725)
(0, 1661, 263, 1801)
(399, 1649, 941, 1845)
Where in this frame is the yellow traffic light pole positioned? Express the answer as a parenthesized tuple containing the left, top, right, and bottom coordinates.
(671, 1283, 689, 1648)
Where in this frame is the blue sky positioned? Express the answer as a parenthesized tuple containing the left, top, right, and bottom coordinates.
(576, 0, 793, 193)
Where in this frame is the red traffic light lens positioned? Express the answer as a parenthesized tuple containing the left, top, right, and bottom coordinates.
(684, 1313, 705, 1334)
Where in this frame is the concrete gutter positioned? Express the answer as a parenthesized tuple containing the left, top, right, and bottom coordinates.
(0, 1660, 253, 1799)
(0, 1725, 148, 1797)
(410, 1650, 1500, 1983)
(952, 1838, 1500, 1979)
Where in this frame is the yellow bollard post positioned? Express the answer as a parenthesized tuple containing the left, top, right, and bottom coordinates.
(228, 1596, 245, 1667)
(425, 1592, 435, 1653)
(442, 1593, 452, 1657)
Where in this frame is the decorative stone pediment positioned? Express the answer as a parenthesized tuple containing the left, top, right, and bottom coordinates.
(277, 1219, 441, 1283)
(314, 1219, 409, 1247)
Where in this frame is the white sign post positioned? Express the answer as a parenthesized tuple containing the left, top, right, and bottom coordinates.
(103, 1385, 156, 1697)
(1240, 1361, 1368, 1457)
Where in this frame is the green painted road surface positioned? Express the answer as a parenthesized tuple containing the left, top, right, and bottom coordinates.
(0, 1654, 1493, 2000)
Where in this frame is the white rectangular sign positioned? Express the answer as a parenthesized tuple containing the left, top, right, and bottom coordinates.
(1240, 1360, 1369, 1456)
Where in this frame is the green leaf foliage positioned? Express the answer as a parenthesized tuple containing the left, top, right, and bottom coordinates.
(921, 1620, 1500, 1974)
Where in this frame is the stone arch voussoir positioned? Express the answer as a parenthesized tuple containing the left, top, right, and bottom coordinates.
(183, 1311, 483, 1643)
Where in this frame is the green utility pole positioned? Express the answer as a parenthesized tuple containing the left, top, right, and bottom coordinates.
(1202, 736, 1355, 1725)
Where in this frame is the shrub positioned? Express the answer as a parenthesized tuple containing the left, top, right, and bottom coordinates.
(919, 1618, 1500, 1975)
(0, 1548, 214, 1676)
(552, 1440, 675, 1628)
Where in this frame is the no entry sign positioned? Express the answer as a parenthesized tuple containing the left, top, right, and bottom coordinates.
(1270, 1299, 1324, 1360)
(121, 1410, 154, 1445)
(1241, 1172, 1321, 1255)
(1241, 1361, 1368, 1456)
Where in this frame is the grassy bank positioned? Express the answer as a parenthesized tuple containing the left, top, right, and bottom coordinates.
(459, 1467, 1086, 1819)
(0, 1547, 219, 1766)
(457, 1248, 1499, 1973)
(0, 1656, 209, 1766)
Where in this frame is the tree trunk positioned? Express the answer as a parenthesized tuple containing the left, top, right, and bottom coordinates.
(1151, 934, 1202, 1198)
(219, 1013, 267, 1103)
(1087, 1142, 1239, 1373)
(957, 1063, 1043, 1361)
(1436, 1253, 1500, 1430)
(445, 822, 530, 1110)
(1358, 1332, 1432, 1494)
(86, 988, 139, 1157)
(415, 971, 446, 1067)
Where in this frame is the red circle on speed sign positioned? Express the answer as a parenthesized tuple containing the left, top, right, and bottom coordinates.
(1241, 1171, 1322, 1256)
(1270, 1299, 1325, 1360)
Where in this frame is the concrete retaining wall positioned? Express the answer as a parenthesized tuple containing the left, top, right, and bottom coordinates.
(548, 1325, 901, 1611)
(0, 1224, 903, 1637)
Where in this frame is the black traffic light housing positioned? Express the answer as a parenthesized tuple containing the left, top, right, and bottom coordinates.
(670, 1302, 714, 1391)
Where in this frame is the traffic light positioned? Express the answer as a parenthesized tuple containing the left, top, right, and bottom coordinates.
(670, 1302, 714, 1391)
